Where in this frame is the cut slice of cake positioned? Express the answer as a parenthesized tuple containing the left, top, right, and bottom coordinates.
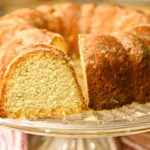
(0, 45, 86, 119)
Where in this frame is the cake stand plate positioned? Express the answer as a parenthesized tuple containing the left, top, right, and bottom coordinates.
(1, 102, 150, 150)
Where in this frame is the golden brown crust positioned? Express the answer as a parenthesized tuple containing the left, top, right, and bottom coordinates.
(0, 8, 46, 29)
(90, 5, 150, 34)
(80, 32, 150, 110)
(90, 5, 124, 34)
(54, 3, 81, 57)
(78, 3, 96, 34)
(79, 34, 134, 110)
(113, 32, 150, 103)
(79, 5, 150, 110)
(36, 5, 63, 34)
(37, 3, 81, 57)
(0, 25, 29, 88)
(125, 24, 150, 50)
(114, 9, 150, 31)
(1, 3, 150, 57)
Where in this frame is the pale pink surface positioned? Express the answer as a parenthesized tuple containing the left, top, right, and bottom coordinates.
(121, 132, 150, 150)
(0, 127, 27, 150)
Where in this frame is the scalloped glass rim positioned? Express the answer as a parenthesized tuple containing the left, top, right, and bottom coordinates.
(0, 102, 150, 138)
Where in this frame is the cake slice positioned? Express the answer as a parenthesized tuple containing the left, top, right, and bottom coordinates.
(0, 44, 85, 119)
(0, 22, 85, 119)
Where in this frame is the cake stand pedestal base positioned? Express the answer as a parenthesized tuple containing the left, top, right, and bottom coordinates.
(35, 137, 120, 150)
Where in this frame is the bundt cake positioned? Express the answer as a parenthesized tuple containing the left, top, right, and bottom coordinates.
(0, 3, 150, 118)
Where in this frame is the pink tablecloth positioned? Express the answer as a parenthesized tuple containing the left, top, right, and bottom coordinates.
(120, 132, 150, 150)
(0, 126, 150, 150)
(0, 127, 27, 150)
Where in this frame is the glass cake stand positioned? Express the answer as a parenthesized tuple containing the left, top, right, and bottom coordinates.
(1, 102, 150, 150)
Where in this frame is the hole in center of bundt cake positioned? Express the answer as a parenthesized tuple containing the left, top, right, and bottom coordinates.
(3, 51, 83, 118)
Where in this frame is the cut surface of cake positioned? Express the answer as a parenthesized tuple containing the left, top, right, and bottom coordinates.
(0, 46, 85, 118)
